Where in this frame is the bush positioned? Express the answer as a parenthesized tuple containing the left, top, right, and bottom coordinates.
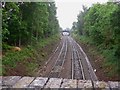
(2, 43, 12, 51)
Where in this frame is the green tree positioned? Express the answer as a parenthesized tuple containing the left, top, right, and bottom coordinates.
(73, 2, 120, 75)
(2, 2, 59, 47)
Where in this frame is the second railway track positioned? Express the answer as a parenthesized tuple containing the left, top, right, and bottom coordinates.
(48, 36, 68, 78)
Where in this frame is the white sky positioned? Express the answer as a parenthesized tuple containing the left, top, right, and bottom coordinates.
(55, 0, 108, 30)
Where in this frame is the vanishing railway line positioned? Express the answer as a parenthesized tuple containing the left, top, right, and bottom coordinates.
(1, 36, 119, 89)
(69, 36, 85, 80)
(41, 36, 98, 81)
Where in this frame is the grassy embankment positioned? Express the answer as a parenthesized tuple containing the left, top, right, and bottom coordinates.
(2, 34, 60, 76)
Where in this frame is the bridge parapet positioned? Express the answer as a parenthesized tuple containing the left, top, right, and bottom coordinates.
(1, 76, 119, 89)
(61, 30, 70, 36)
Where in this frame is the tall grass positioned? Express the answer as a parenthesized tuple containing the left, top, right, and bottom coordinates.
(2, 34, 60, 76)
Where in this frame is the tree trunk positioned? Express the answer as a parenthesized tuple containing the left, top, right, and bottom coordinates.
(18, 33, 21, 47)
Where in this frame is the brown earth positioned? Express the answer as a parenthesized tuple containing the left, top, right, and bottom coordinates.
(3, 37, 61, 76)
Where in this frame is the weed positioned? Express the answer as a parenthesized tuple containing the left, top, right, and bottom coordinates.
(2, 34, 60, 75)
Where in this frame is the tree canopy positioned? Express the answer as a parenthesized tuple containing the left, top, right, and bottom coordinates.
(2, 2, 60, 48)
(72, 2, 120, 75)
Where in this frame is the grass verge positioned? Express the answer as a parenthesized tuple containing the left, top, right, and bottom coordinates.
(2, 34, 60, 76)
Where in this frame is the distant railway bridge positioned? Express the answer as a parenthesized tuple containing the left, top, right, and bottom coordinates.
(61, 30, 70, 36)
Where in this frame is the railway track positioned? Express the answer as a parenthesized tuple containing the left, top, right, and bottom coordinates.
(44, 37, 63, 65)
(70, 37, 85, 80)
(74, 39, 98, 81)
(37, 37, 64, 76)
(48, 36, 68, 78)
(70, 36, 98, 81)
(72, 43, 85, 80)
(41, 36, 97, 81)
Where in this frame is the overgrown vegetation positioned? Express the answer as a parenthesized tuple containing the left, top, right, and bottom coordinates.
(2, 2, 59, 47)
(2, 35, 60, 76)
(2, 2, 60, 75)
(72, 2, 120, 77)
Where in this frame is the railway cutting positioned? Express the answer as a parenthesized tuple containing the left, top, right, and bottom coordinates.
(40, 36, 98, 81)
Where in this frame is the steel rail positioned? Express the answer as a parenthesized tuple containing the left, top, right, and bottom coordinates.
(45, 38, 63, 65)
(58, 37, 68, 77)
(72, 43, 85, 80)
(68, 36, 74, 79)
(38, 37, 64, 77)
(48, 38, 65, 77)
(75, 47, 85, 80)
(72, 37, 98, 89)
(73, 38, 98, 81)
(48, 36, 68, 78)
(71, 45, 74, 79)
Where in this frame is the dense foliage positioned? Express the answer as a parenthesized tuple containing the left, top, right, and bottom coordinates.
(2, 35, 59, 75)
(2, 2, 59, 48)
(72, 2, 120, 76)
(2, 2, 60, 75)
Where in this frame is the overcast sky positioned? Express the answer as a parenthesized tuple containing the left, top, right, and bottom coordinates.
(55, 0, 108, 30)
